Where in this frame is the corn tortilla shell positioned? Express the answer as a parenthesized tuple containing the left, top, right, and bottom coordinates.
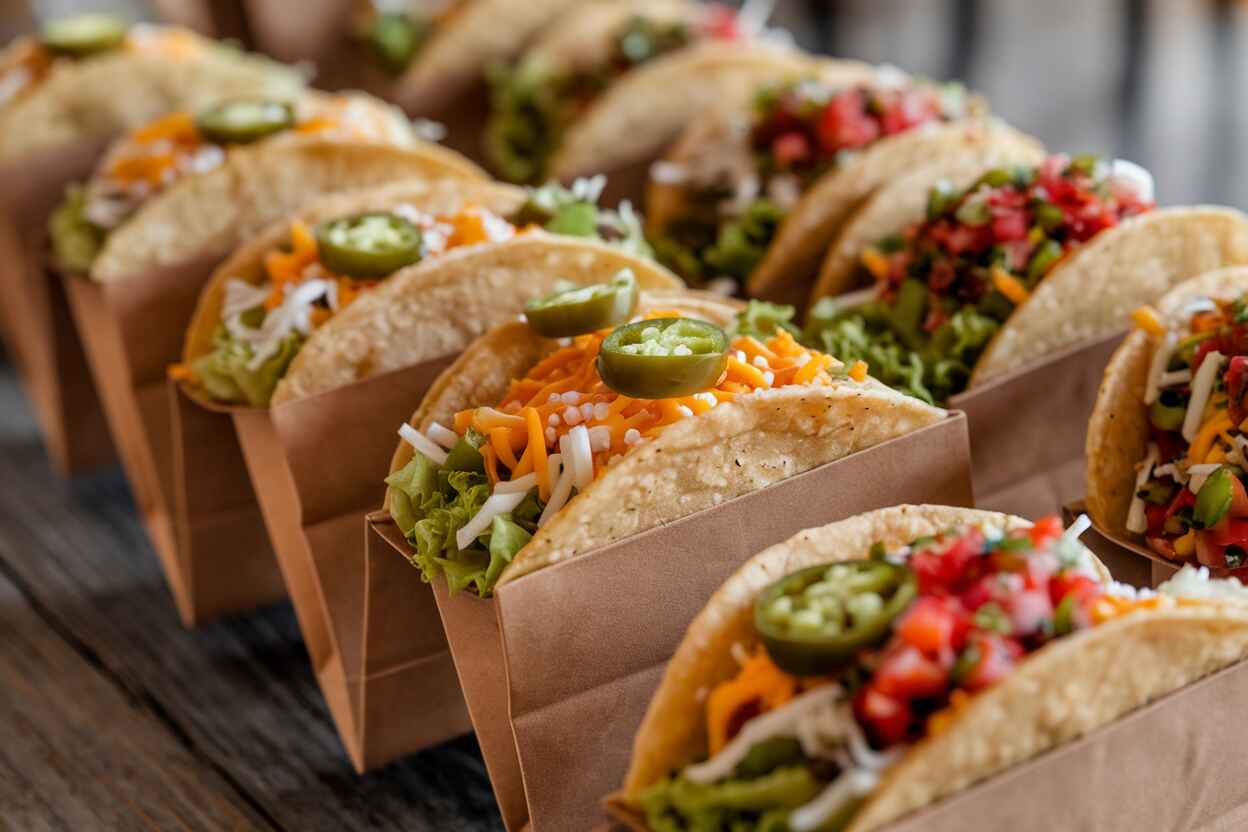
(0, 27, 305, 159)
(183, 177, 530, 372)
(811, 132, 1047, 301)
(273, 233, 683, 404)
(88, 92, 487, 282)
(623, 504, 1248, 831)
(747, 120, 1041, 307)
(385, 322, 946, 586)
(1085, 266, 1248, 539)
(970, 206, 1248, 385)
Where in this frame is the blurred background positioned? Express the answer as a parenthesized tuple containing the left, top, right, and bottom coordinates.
(2, 0, 1243, 207)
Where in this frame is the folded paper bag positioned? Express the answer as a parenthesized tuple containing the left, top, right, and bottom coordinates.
(0, 139, 116, 475)
(952, 332, 1123, 519)
(63, 255, 285, 624)
(374, 412, 973, 832)
(222, 355, 463, 770)
(607, 656, 1248, 831)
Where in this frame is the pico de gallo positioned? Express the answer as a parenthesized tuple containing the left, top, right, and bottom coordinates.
(178, 177, 649, 407)
(640, 517, 1244, 832)
(49, 94, 413, 273)
(485, 3, 750, 184)
(386, 302, 862, 596)
(650, 74, 970, 287)
(805, 154, 1155, 405)
(355, 0, 466, 76)
(1124, 293, 1248, 577)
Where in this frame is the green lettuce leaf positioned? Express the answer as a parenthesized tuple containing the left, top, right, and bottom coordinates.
(730, 300, 801, 341)
(703, 199, 786, 281)
(191, 322, 304, 407)
(49, 184, 106, 273)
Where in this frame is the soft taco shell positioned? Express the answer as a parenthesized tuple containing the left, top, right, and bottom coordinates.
(622, 504, 1248, 831)
(970, 206, 1248, 385)
(0, 26, 305, 159)
(182, 177, 530, 372)
(272, 233, 684, 404)
(88, 93, 488, 282)
(1085, 266, 1248, 540)
(386, 319, 946, 587)
(746, 120, 1043, 307)
(811, 133, 1048, 301)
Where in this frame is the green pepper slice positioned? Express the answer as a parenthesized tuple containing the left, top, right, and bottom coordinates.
(367, 12, 429, 76)
(42, 14, 127, 57)
(314, 212, 424, 278)
(755, 560, 917, 676)
(597, 318, 728, 399)
(525, 271, 638, 338)
(1194, 466, 1237, 530)
(196, 100, 295, 145)
(1149, 389, 1187, 431)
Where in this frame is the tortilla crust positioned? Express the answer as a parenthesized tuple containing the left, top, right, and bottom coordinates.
(747, 120, 1042, 307)
(1085, 266, 1248, 539)
(0, 27, 305, 159)
(623, 505, 1248, 831)
(970, 206, 1248, 385)
(182, 178, 530, 370)
(550, 42, 823, 181)
(385, 289, 745, 489)
(811, 131, 1048, 301)
(393, 0, 587, 114)
(88, 94, 487, 283)
(273, 233, 683, 404)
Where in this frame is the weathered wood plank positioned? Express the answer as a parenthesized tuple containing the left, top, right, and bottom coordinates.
(0, 564, 271, 830)
(0, 362, 501, 831)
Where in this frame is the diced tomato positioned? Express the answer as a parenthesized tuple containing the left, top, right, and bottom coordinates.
(817, 90, 880, 152)
(1231, 474, 1248, 519)
(896, 596, 969, 654)
(1048, 572, 1101, 607)
(910, 528, 983, 595)
(854, 685, 912, 747)
(959, 634, 1016, 692)
(873, 645, 950, 699)
(1226, 356, 1248, 427)
(1193, 337, 1228, 373)
(702, 5, 741, 39)
(1144, 503, 1169, 537)
(990, 209, 1028, 242)
(1004, 588, 1053, 637)
(1028, 516, 1064, 548)
(771, 131, 812, 169)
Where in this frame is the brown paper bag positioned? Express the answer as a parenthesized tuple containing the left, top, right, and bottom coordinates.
(374, 413, 974, 831)
(0, 140, 117, 475)
(60, 254, 283, 624)
(607, 657, 1248, 832)
(952, 332, 1123, 519)
(220, 355, 464, 770)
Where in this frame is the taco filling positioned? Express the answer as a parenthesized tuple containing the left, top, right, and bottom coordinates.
(181, 177, 649, 407)
(0, 17, 204, 110)
(804, 154, 1155, 405)
(49, 95, 410, 273)
(1122, 293, 1248, 576)
(650, 75, 969, 287)
(386, 308, 862, 596)
(355, 0, 467, 76)
(640, 518, 1238, 832)
(486, 3, 747, 184)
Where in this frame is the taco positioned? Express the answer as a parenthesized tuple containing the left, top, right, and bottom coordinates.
(0, 16, 305, 160)
(48, 89, 485, 280)
(383, 295, 945, 597)
(616, 504, 1248, 831)
(1085, 267, 1248, 576)
(485, 0, 841, 185)
(803, 154, 1248, 405)
(646, 66, 1043, 301)
(178, 175, 664, 407)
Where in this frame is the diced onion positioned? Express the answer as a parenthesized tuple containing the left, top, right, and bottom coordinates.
(1158, 369, 1192, 387)
(494, 473, 537, 495)
(455, 491, 527, 551)
(1143, 331, 1177, 405)
(1182, 351, 1225, 442)
(427, 422, 460, 449)
(398, 423, 448, 465)
(1125, 443, 1159, 534)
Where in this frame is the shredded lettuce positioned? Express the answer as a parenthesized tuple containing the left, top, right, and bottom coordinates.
(730, 300, 801, 341)
(652, 198, 785, 286)
(49, 184, 106, 273)
(386, 437, 542, 596)
(190, 320, 304, 407)
(486, 58, 588, 184)
(641, 765, 824, 832)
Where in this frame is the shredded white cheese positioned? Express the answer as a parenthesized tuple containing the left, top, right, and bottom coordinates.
(1144, 330, 1177, 405)
(494, 473, 537, 495)
(398, 423, 448, 466)
(426, 422, 459, 449)
(1109, 158, 1155, 203)
(1125, 443, 1159, 534)
(1183, 351, 1225, 442)
(454, 491, 527, 550)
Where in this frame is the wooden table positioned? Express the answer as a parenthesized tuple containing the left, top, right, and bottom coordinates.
(0, 356, 501, 830)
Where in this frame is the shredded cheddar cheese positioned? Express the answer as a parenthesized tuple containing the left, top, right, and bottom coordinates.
(1187, 413, 1234, 465)
(705, 649, 801, 755)
(991, 265, 1029, 305)
(860, 247, 891, 282)
(1131, 305, 1167, 338)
